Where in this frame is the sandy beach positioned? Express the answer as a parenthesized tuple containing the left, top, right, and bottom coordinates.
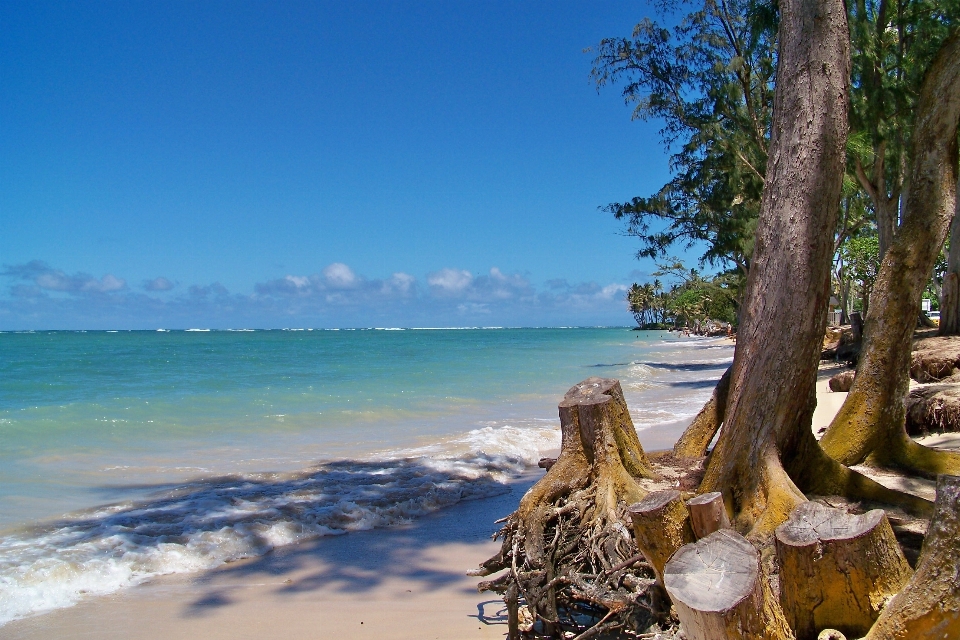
(6, 358, 951, 639)
(3, 471, 540, 640)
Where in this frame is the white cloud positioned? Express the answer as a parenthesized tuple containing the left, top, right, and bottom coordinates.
(427, 268, 473, 295)
(3, 260, 127, 295)
(2, 260, 635, 329)
(384, 272, 416, 295)
(322, 263, 359, 289)
(599, 284, 628, 300)
(285, 275, 310, 288)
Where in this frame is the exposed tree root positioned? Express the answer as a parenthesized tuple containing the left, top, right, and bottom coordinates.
(475, 378, 661, 638)
(821, 398, 960, 478)
(793, 443, 934, 519)
(673, 367, 730, 459)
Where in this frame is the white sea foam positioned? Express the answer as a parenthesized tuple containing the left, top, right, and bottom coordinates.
(0, 330, 734, 627)
(0, 424, 555, 627)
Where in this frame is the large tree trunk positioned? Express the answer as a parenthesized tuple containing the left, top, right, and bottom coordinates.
(819, 30, 960, 476)
(475, 378, 658, 637)
(864, 474, 960, 639)
(695, 0, 853, 536)
(939, 174, 960, 335)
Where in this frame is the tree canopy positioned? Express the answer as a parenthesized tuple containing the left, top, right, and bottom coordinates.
(590, 0, 777, 276)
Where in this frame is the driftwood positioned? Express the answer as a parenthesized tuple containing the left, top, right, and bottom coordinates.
(821, 316, 862, 362)
(686, 491, 730, 539)
(775, 502, 912, 640)
(673, 368, 731, 458)
(827, 369, 855, 392)
(663, 529, 793, 640)
(865, 474, 960, 639)
(905, 384, 960, 434)
(476, 378, 659, 638)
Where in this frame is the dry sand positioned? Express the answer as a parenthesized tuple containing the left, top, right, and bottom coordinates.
(6, 363, 955, 639)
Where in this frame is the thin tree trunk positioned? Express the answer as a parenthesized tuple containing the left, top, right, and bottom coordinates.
(877, 194, 900, 260)
(939, 174, 960, 335)
(673, 367, 731, 458)
(820, 30, 960, 476)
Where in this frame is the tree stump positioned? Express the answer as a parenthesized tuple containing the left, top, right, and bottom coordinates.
(663, 529, 793, 640)
(775, 501, 912, 640)
(674, 367, 731, 458)
(686, 491, 731, 539)
(865, 474, 960, 639)
(476, 378, 658, 637)
(627, 490, 694, 586)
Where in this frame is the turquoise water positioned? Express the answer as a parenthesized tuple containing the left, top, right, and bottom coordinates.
(0, 327, 732, 624)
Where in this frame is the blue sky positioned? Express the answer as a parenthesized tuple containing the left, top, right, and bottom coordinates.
(1, 1, 677, 329)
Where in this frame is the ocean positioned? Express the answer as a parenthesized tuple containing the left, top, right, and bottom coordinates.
(0, 327, 732, 626)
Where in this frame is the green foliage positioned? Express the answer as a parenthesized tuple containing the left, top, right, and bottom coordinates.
(597, 0, 960, 317)
(848, 0, 960, 185)
(590, 0, 776, 275)
(841, 234, 881, 313)
(627, 261, 739, 328)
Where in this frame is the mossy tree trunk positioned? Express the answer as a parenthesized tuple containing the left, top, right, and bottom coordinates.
(695, 0, 931, 535)
(864, 474, 960, 639)
(819, 30, 960, 476)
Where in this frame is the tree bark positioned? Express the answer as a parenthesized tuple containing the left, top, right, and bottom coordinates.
(819, 30, 960, 476)
(663, 529, 794, 640)
(687, 491, 731, 539)
(697, 0, 856, 535)
(865, 475, 960, 639)
(876, 193, 900, 264)
(775, 502, 912, 640)
(673, 367, 731, 458)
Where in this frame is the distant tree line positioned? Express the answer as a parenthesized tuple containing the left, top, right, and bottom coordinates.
(626, 263, 737, 329)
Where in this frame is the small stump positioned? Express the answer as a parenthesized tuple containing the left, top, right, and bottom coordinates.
(775, 501, 912, 640)
(664, 529, 793, 640)
(628, 490, 694, 586)
(827, 370, 855, 392)
(686, 491, 731, 539)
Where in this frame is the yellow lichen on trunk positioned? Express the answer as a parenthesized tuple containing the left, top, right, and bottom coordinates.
(820, 30, 960, 478)
(865, 475, 960, 639)
(776, 502, 912, 640)
(674, 367, 731, 459)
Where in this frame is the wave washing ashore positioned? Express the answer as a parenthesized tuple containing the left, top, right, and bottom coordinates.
(0, 328, 733, 627)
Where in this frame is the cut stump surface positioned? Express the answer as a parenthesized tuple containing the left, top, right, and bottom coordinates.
(775, 501, 911, 640)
